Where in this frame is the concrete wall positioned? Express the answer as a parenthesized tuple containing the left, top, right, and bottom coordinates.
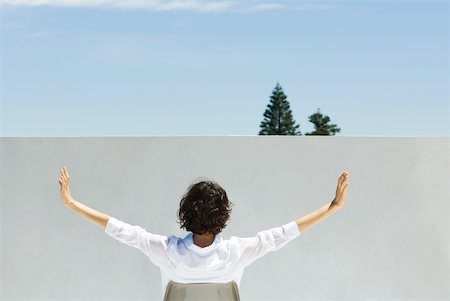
(1, 136, 449, 301)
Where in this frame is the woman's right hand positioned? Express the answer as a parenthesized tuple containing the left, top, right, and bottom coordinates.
(333, 171, 349, 208)
(58, 166, 74, 206)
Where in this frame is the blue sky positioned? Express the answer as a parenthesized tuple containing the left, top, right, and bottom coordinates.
(1, 0, 449, 137)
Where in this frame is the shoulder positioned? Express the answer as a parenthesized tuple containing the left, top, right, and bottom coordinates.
(166, 234, 191, 249)
(167, 234, 183, 243)
(225, 235, 259, 248)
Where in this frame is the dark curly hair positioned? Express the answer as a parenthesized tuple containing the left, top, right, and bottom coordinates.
(177, 179, 233, 235)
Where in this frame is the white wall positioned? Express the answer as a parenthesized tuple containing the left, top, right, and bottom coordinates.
(1, 136, 449, 300)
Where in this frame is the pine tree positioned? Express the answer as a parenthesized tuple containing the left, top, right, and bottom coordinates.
(258, 82, 301, 135)
(304, 108, 341, 136)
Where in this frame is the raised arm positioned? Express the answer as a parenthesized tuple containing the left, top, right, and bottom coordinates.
(296, 171, 349, 232)
(58, 166, 110, 229)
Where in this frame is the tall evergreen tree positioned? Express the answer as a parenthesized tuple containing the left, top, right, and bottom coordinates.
(305, 108, 341, 135)
(259, 82, 301, 135)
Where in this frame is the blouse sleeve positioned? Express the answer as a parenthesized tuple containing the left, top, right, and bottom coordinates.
(230, 220, 301, 268)
(104, 216, 169, 267)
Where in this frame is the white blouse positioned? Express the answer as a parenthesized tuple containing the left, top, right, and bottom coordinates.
(105, 216, 301, 294)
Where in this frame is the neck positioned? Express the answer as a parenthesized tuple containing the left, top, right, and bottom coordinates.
(193, 232, 215, 248)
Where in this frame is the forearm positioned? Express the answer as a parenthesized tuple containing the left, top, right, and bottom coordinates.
(66, 199, 110, 230)
(295, 199, 341, 232)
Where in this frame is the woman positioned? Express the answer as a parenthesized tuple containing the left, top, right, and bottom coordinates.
(58, 167, 349, 294)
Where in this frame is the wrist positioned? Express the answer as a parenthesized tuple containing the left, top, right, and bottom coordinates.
(331, 199, 342, 209)
(64, 198, 76, 207)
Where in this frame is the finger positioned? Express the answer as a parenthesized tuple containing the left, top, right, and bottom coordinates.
(63, 167, 69, 179)
(341, 173, 349, 183)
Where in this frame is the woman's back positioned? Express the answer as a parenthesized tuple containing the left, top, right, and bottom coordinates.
(104, 216, 301, 294)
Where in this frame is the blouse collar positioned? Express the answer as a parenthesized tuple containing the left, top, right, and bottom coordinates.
(184, 232, 223, 254)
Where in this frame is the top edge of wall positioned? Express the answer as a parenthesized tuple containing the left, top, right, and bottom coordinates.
(0, 135, 449, 138)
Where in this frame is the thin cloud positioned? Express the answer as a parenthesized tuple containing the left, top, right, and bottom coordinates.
(1, 0, 238, 12)
(2, 21, 28, 29)
(293, 3, 335, 10)
(1, 0, 336, 12)
(251, 2, 335, 11)
(2, 0, 116, 7)
(251, 3, 288, 10)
